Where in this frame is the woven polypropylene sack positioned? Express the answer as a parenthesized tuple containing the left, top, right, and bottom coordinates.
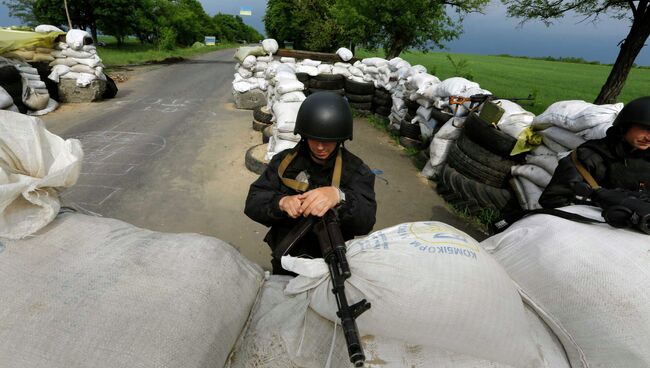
(0, 213, 264, 368)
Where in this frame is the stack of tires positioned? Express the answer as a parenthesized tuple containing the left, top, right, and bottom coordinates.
(344, 79, 375, 112)
(397, 99, 424, 149)
(253, 106, 274, 143)
(296, 73, 310, 95)
(372, 87, 392, 118)
(437, 113, 521, 216)
(308, 74, 345, 96)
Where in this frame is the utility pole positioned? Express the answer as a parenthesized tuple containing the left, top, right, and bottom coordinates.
(64, 0, 72, 29)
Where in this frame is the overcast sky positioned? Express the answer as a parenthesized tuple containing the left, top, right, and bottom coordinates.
(1, 1, 648, 65)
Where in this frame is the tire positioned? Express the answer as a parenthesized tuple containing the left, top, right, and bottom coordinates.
(447, 141, 510, 188)
(310, 88, 345, 96)
(344, 79, 375, 95)
(399, 136, 423, 150)
(463, 113, 517, 157)
(430, 108, 453, 124)
(345, 93, 373, 103)
(400, 121, 421, 140)
(372, 95, 392, 107)
(349, 101, 372, 110)
(404, 112, 415, 123)
(314, 73, 345, 82)
(262, 126, 272, 144)
(374, 106, 391, 116)
(456, 134, 518, 173)
(440, 164, 513, 210)
(405, 99, 419, 114)
(252, 119, 271, 131)
(245, 144, 269, 175)
(103, 74, 118, 99)
(310, 79, 344, 90)
(374, 88, 390, 100)
(253, 106, 273, 124)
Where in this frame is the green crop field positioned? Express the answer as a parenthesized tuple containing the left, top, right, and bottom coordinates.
(358, 50, 650, 115)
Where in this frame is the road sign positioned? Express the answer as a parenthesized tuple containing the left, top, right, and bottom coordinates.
(239, 7, 252, 16)
(204, 36, 216, 46)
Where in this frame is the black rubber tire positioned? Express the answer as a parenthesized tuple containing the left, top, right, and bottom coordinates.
(430, 108, 453, 124)
(372, 95, 392, 107)
(253, 106, 273, 124)
(295, 72, 310, 83)
(400, 121, 421, 140)
(456, 134, 518, 174)
(314, 73, 345, 82)
(439, 164, 513, 210)
(463, 113, 517, 157)
(447, 140, 511, 188)
(245, 144, 269, 175)
(349, 101, 372, 110)
(310, 79, 345, 90)
(374, 106, 391, 116)
(345, 93, 373, 103)
(102, 74, 118, 99)
(400, 136, 423, 150)
(374, 88, 391, 100)
(344, 79, 375, 95)
(310, 88, 345, 96)
(253, 119, 271, 131)
(262, 126, 272, 144)
(404, 112, 415, 123)
(405, 99, 420, 114)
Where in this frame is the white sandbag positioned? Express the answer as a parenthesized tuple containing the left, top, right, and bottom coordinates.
(254, 61, 268, 72)
(280, 57, 295, 63)
(262, 39, 279, 55)
(391, 96, 405, 111)
(480, 205, 650, 368)
(538, 127, 585, 150)
(275, 79, 304, 95)
(300, 59, 321, 67)
(364, 66, 379, 75)
(277, 91, 305, 103)
(410, 64, 427, 74)
(576, 122, 611, 140)
(348, 75, 365, 83)
(0, 212, 264, 368)
(331, 66, 350, 77)
(257, 55, 273, 63)
(295, 64, 319, 76)
(419, 118, 438, 140)
(416, 97, 433, 108)
(233, 81, 252, 93)
(417, 105, 433, 121)
(495, 100, 535, 139)
(49, 58, 78, 67)
(272, 102, 302, 131)
(540, 136, 570, 154)
(531, 144, 557, 156)
(23, 90, 50, 111)
(27, 80, 46, 89)
(283, 222, 545, 367)
(427, 136, 454, 167)
(75, 72, 98, 87)
(237, 67, 253, 79)
(532, 100, 598, 131)
(228, 276, 570, 368)
(511, 164, 552, 188)
(348, 66, 363, 77)
(435, 116, 465, 140)
(0, 87, 13, 109)
(17, 65, 38, 74)
(242, 55, 257, 69)
(234, 46, 266, 63)
(0, 111, 82, 239)
(81, 45, 97, 53)
(569, 102, 623, 132)
(336, 47, 353, 61)
(435, 77, 480, 98)
(62, 48, 95, 59)
(65, 29, 93, 50)
(317, 64, 332, 74)
(54, 42, 69, 50)
(35, 24, 63, 33)
(525, 154, 559, 175)
(27, 98, 58, 116)
(275, 130, 301, 142)
(361, 57, 388, 67)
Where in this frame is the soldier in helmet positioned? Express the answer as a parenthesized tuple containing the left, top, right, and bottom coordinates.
(245, 92, 377, 274)
(540, 96, 650, 208)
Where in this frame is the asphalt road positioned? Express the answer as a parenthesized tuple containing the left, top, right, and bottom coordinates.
(43, 48, 485, 270)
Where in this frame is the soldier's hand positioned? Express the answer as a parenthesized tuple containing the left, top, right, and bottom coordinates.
(279, 195, 303, 218)
(298, 187, 340, 217)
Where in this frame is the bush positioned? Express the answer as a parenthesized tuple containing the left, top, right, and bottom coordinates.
(192, 41, 206, 48)
(157, 27, 177, 51)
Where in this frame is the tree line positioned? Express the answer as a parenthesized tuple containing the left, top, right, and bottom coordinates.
(4, 0, 263, 47)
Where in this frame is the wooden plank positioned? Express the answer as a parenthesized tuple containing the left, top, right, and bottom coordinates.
(275, 49, 358, 64)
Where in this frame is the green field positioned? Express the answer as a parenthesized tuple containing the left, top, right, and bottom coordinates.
(358, 50, 650, 115)
(96, 36, 238, 68)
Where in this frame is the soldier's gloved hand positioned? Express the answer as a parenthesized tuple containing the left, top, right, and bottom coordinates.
(279, 195, 303, 218)
(299, 187, 340, 217)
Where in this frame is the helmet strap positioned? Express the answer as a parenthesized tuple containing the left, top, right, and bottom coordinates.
(278, 147, 343, 192)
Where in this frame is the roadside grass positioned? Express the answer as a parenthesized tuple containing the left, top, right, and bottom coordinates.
(357, 49, 650, 115)
(96, 36, 238, 67)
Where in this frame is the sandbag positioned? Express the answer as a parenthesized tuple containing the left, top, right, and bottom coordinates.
(242, 55, 256, 69)
(0, 86, 12, 109)
(336, 47, 353, 61)
(525, 154, 559, 175)
(0, 212, 264, 368)
(480, 205, 650, 368)
(275, 79, 304, 95)
(272, 101, 302, 131)
(23, 89, 50, 111)
(66, 29, 93, 50)
(234, 46, 266, 63)
(0, 111, 82, 239)
(262, 39, 279, 55)
(300, 59, 321, 67)
(282, 222, 545, 367)
(495, 100, 535, 139)
(227, 276, 570, 368)
(511, 164, 552, 188)
(531, 100, 620, 133)
(277, 91, 306, 103)
(538, 127, 585, 150)
(280, 57, 295, 63)
(435, 77, 480, 98)
(35, 24, 63, 33)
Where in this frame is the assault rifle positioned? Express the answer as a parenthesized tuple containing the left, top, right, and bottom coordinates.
(591, 188, 650, 234)
(449, 93, 535, 113)
(274, 210, 371, 367)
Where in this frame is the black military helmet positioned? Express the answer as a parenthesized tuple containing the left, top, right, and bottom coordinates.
(613, 96, 650, 129)
(294, 91, 353, 141)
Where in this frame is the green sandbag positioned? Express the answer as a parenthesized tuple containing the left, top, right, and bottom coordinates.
(234, 46, 266, 63)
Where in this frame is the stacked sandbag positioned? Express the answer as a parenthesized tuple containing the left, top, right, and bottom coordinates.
(228, 274, 571, 368)
(0, 110, 83, 239)
(48, 29, 106, 87)
(0, 86, 18, 112)
(510, 100, 622, 210)
(0, 56, 54, 113)
(276, 222, 567, 367)
(232, 41, 272, 109)
(481, 205, 650, 368)
(1, 44, 54, 63)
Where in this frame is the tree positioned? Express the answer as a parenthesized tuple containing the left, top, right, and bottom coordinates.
(501, 0, 650, 104)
